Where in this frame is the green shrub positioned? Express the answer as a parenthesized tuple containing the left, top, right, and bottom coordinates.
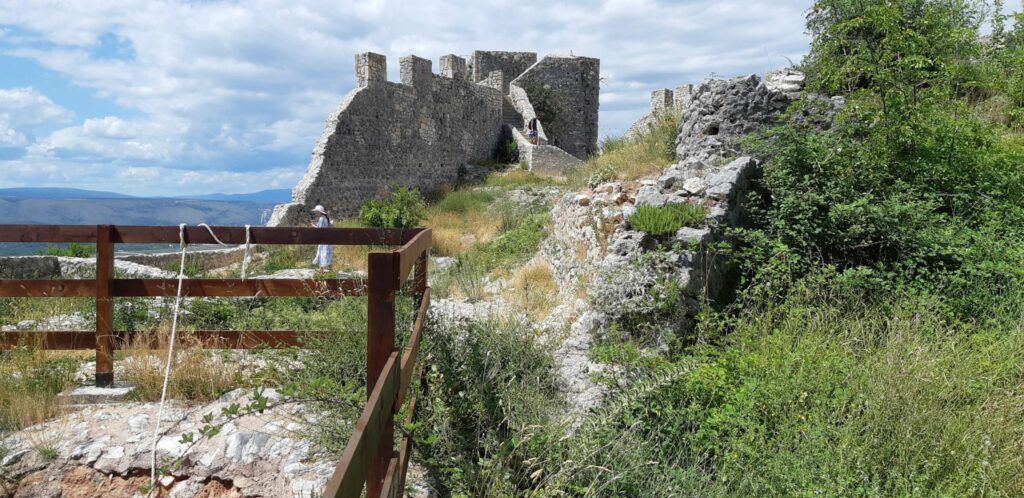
(359, 186, 425, 228)
(419, 315, 563, 496)
(494, 138, 519, 164)
(629, 203, 706, 236)
(41, 243, 94, 258)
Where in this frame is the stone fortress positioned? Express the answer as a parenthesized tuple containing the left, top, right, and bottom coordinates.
(269, 50, 600, 226)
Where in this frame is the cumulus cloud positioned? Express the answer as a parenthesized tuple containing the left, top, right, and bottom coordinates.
(0, 0, 813, 195)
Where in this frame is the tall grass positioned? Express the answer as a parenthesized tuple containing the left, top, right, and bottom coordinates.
(568, 112, 680, 188)
(531, 285, 1024, 497)
(0, 345, 77, 431)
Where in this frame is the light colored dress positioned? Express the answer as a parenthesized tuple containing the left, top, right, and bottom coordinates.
(312, 215, 333, 269)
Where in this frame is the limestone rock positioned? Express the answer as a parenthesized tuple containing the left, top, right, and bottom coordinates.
(634, 185, 667, 207)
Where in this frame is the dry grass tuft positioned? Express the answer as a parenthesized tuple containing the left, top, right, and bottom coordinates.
(508, 259, 559, 320)
(568, 112, 681, 188)
(121, 330, 239, 401)
(426, 210, 503, 257)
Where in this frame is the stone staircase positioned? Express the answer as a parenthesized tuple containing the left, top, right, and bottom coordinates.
(502, 95, 524, 130)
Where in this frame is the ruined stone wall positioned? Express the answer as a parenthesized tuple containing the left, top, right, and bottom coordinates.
(269, 53, 503, 225)
(511, 55, 600, 160)
(469, 51, 537, 92)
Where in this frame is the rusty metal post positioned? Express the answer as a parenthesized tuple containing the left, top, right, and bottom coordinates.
(95, 225, 115, 387)
(366, 252, 397, 496)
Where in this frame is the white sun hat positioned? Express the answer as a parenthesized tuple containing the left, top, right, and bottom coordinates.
(312, 205, 327, 214)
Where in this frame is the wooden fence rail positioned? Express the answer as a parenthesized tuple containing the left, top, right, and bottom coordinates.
(0, 224, 431, 497)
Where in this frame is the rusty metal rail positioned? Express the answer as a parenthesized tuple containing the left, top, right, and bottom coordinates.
(0, 224, 432, 497)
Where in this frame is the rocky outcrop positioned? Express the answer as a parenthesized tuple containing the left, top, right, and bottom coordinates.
(674, 73, 796, 174)
(2, 390, 335, 497)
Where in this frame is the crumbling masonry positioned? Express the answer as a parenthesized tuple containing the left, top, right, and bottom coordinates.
(269, 50, 599, 226)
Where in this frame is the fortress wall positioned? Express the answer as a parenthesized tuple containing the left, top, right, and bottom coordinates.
(470, 51, 537, 92)
(511, 55, 600, 160)
(269, 53, 503, 226)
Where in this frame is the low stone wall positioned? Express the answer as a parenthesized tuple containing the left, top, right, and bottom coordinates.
(117, 246, 248, 271)
(510, 128, 581, 173)
(0, 256, 61, 279)
(0, 256, 175, 279)
(269, 53, 504, 226)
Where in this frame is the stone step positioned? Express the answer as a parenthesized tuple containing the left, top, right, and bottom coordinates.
(502, 96, 524, 129)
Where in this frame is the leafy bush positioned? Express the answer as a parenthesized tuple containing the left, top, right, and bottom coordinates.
(359, 186, 425, 228)
(494, 138, 519, 164)
(41, 243, 94, 258)
(418, 315, 562, 496)
(629, 203, 706, 236)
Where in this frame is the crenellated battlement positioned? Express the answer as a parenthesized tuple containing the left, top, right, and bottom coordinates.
(400, 55, 433, 91)
(270, 49, 599, 226)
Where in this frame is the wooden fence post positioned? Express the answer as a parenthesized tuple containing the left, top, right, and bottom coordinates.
(366, 252, 397, 496)
(95, 225, 115, 387)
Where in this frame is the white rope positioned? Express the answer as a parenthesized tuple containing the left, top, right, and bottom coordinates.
(150, 223, 189, 490)
(147, 223, 239, 492)
(197, 223, 228, 246)
(241, 224, 252, 280)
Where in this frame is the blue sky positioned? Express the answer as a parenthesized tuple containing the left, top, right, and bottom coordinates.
(0, 0, 813, 197)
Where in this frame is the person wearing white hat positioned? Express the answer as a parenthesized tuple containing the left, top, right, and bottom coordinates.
(310, 205, 333, 271)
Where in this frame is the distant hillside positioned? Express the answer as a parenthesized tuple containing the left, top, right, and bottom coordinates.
(0, 187, 291, 204)
(0, 198, 276, 226)
(180, 189, 291, 203)
(0, 187, 133, 200)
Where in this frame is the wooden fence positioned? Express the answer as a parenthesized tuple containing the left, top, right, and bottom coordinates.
(0, 224, 432, 497)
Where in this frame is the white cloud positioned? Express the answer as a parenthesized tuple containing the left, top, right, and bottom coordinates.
(0, 87, 72, 128)
(0, 0, 814, 195)
(30, 116, 188, 162)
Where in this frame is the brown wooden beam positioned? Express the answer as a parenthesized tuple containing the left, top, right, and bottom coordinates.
(110, 226, 413, 246)
(95, 225, 114, 387)
(322, 352, 400, 498)
(112, 278, 366, 297)
(0, 225, 97, 243)
(0, 280, 96, 297)
(0, 331, 97, 350)
(115, 330, 303, 349)
(396, 229, 432, 284)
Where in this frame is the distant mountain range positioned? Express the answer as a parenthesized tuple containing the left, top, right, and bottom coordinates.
(0, 187, 292, 203)
(0, 188, 292, 227)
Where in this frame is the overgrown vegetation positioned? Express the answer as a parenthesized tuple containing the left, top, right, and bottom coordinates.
(0, 345, 77, 431)
(628, 202, 706, 236)
(412, 2, 1024, 497)
(418, 316, 563, 496)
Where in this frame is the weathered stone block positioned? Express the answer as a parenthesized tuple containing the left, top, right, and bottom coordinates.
(355, 52, 386, 87)
(439, 54, 467, 80)
(400, 55, 432, 92)
(651, 89, 674, 113)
